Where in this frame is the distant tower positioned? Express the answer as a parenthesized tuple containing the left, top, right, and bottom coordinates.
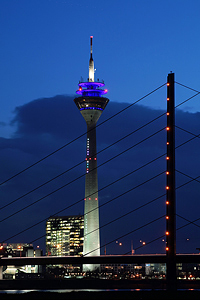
(74, 36, 109, 271)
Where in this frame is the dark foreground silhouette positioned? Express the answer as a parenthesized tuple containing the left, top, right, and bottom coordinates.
(1, 291, 200, 300)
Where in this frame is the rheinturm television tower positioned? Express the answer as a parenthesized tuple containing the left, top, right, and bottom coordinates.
(74, 36, 109, 271)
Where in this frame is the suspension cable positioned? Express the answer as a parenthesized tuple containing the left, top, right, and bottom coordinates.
(3, 128, 200, 242)
(0, 123, 166, 211)
(0, 83, 166, 187)
(2, 171, 165, 243)
(84, 215, 165, 256)
(0, 128, 165, 223)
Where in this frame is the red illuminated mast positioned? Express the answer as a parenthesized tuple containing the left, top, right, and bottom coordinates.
(166, 72, 176, 291)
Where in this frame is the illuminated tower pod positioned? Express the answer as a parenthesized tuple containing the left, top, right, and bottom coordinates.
(74, 37, 109, 271)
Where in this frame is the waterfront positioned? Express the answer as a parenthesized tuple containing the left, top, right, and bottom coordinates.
(1, 278, 200, 299)
(1, 290, 200, 300)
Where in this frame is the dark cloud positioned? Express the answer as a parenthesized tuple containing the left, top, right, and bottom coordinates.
(0, 95, 199, 254)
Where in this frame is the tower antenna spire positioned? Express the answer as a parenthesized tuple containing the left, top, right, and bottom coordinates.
(89, 36, 94, 82)
(90, 36, 93, 58)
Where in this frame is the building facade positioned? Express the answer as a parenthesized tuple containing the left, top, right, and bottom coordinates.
(0, 243, 43, 279)
(46, 215, 84, 256)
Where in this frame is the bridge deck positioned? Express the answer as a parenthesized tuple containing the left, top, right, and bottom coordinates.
(1, 254, 200, 266)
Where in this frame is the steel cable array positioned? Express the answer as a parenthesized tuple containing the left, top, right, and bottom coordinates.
(3, 132, 199, 245)
(1, 80, 200, 255)
(0, 83, 166, 188)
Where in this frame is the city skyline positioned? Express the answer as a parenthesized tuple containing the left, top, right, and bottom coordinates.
(0, 1, 200, 256)
(0, 94, 200, 255)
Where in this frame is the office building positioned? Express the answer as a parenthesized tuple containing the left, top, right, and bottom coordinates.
(46, 215, 84, 256)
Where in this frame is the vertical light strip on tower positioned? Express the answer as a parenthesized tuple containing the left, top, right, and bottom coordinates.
(74, 37, 109, 271)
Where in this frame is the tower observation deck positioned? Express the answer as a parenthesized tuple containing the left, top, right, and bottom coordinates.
(74, 36, 109, 271)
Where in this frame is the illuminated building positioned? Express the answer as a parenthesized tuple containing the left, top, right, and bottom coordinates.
(74, 36, 109, 271)
(0, 243, 42, 279)
(145, 263, 166, 277)
(46, 215, 84, 256)
(0, 243, 39, 257)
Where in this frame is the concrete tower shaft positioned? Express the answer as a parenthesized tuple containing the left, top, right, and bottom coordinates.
(74, 37, 109, 272)
(84, 122, 99, 258)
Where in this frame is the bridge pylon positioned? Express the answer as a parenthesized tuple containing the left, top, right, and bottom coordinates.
(166, 72, 176, 291)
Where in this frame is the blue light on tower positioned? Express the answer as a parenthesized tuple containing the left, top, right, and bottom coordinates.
(76, 82, 108, 98)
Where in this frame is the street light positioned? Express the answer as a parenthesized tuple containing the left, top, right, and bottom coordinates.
(139, 240, 146, 246)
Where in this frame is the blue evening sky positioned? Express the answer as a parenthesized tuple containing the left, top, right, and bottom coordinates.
(1, 0, 200, 137)
(0, 1, 200, 254)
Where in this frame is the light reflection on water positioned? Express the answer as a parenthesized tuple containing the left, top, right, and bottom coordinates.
(0, 289, 104, 294)
(0, 289, 143, 294)
(0, 288, 199, 294)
